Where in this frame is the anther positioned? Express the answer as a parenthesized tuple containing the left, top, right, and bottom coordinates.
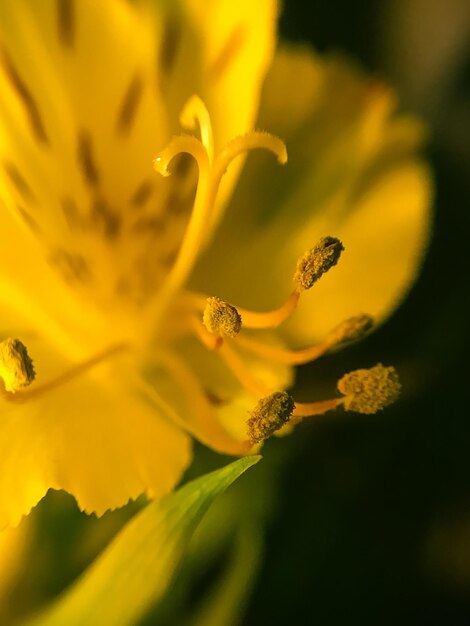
(203, 297, 242, 338)
(247, 391, 295, 444)
(293, 236, 344, 291)
(337, 363, 401, 414)
(2, 343, 128, 403)
(327, 314, 374, 346)
(0, 338, 35, 393)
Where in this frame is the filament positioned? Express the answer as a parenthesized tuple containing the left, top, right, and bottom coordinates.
(289, 398, 344, 424)
(238, 290, 300, 329)
(183, 288, 300, 331)
(190, 317, 223, 351)
(234, 333, 334, 365)
(1, 343, 129, 403)
(292, 397, 344, 422)
(149, 350, 250, 455)
(217, 343, 272, 398)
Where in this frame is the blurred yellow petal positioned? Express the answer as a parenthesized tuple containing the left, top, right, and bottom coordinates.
(193, 45, 432, 342)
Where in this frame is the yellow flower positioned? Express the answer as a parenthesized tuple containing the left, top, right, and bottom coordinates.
(0, 0, 431, 527)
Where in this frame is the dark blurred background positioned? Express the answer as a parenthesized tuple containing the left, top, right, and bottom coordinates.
(241, 1, 470, 624)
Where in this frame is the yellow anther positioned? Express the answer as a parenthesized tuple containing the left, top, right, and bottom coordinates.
(327, 314, 374, 346)
(1, 343, 128, 404)
(185, 288, 300, 331)
(337, 363, 401, 414)
(293, 236, 344, 290)
(247, 391, 295, 444)
(203, 297, 242, 338)
(0, 338, 35, 393)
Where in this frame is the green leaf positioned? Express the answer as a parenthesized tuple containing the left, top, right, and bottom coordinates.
(188, 521, 263, 626)
(24, 456, 261, 626)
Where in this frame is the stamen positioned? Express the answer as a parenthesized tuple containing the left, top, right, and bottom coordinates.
(234, 314, 374, 366)
(179, 95, 214, 162)
(337, 363, 401, 414)
(286, 363, 400, 424)
(234, 334, 331, 366)
(0, 338, 35, 393)
(203, 297, 242, 338)
(184, 288, 300, 330)
(294, 236, 344, 291)
(182, 237, 345, 338)
(2, 343, 128, 403)
(247, 391, 295, 444)
(218, 343, 271, 398)
(326, 314, 374, 346)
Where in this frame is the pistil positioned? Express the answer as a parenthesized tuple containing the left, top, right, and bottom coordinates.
(153, 95, 288, 319)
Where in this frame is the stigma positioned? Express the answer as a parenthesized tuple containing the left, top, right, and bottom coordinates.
(152, 94, 287, 319)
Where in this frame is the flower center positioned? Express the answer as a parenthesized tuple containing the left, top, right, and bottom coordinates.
(2, 97, 401, 446)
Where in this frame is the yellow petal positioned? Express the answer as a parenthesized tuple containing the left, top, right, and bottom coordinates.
(0, 0, 171, 318)
(0, 205, 116, 357)
(193, 45, 432, 342)
(0, 0, 278, 315)
(0, 336, 191, 528)
(0, 0, 165, 225)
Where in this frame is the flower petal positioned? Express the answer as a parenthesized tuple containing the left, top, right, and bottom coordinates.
(0, 0, 279, 311)
(0, 0, 174, 312)
(193, 46, 432, 342)
(0, 0, 167, 220)
(0, 336, 191, 528)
